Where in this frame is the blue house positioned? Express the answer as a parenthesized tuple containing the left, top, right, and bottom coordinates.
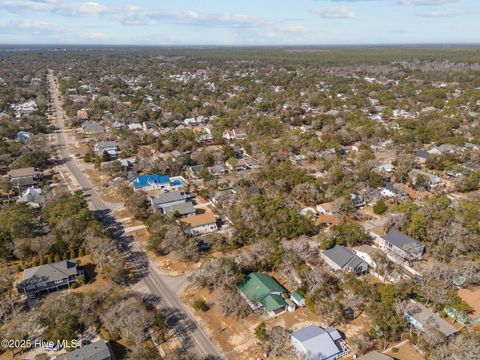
(131, 174, 171, 192)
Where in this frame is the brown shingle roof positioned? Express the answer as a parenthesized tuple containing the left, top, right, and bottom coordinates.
(8, 167, 38, 178)
(179, 212, 216, 228)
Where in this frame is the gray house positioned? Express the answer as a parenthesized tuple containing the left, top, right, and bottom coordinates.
(150, 190, 188, 212)
(8, 167, 41, 191)
(94, 141, 119, 159)
(322, 245, 368, 275)
(17, 260, 83, 297)
(291, 325, 348, 360)
(164, 201, 196, 218)
(380, 230, 424, 261)
(57, 340, 112, 360)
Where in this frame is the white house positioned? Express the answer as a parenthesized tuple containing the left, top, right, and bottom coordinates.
(179, 212, 218, 235)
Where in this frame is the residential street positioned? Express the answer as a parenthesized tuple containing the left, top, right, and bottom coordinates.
(47, 70, 222, 360)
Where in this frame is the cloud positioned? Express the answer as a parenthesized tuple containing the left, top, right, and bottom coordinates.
(16, 20, 59, 31)
(1, 0, 106, 16)
(312, 5, 356, 18)
(52, 2, 107, 16)
(80, 31, 110, 41)
(398, 0, 461, 5)
(420, 7, 480, 16)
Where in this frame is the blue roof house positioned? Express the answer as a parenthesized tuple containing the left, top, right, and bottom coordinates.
(291, 325, 349, 360)
(131, 174, 171, 192)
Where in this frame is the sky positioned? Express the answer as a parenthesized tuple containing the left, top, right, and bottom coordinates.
(0, 0, 479, 45)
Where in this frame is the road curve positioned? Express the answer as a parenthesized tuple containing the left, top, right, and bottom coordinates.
(47, 70, 222, 360)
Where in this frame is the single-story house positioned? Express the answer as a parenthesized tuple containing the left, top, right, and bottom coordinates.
(16, 187, 45, 208)
(238, 272, 294, 317)
(164, 201, 196, 218)
(179, 212, 218, 235)
(223, 128, 247, 140)
(462, 162, 480, 171)
(291, 325, 349, 360)
(94, 141, 119, 159)
(132, 174, 171, 192)
(404, 301, 458, 338)
(16, 260, 83, 298)
(290, 291, 306, 307)
(82, 121, 104, 134)
(379, 229, 424, 262)
(322, 245, 369, 275)
(150, 190, 188, 212)
(15, 131, 31, 142)
(57, 340, 112, 360)
(415, 150, 430, 164)
(408, 169, 443, 190)
(187, 165, 204, 179)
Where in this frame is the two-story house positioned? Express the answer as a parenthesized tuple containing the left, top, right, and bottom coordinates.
(16, 260, 83, 298)
(379, 229, 425, 262)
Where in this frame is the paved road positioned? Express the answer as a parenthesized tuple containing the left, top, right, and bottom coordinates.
(47, 70, 222, 360)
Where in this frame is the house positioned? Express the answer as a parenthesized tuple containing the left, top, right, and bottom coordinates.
(57, 340, 112, 360)
(208, 164, 227, 176)
(111, 120, 126, 130)
(8, 167, 40, 191)
(164, 201, 196, 218)
(380, 229, 424, 261)
(409, 169, 443, 189)
(128, 123, 143, 131)
(351, 192, 365, 208)
(16, 187, 45, 208)
(82, 121, 104, 134)
(179, 212, 218, 235)
(415, 150, 430, 164)
(322, 245, 369, 275)
(430, 144, 457, 155)
(462, 162, 480, 171)
(16, 260, 83, 298)
(15, 131, 31, 142)
(352, 245, 385, 269)
(186, 165, 204, 179)
(290, 291, 306, 307)
(222, 128, 247, 140)
(132, 174, 170, 192)
(76, 109, 89, 121)
(238, 272, 293, 317)
(150, 190, 188, 212)
(404, 301, 458, 337)
(358, 351, 393, 360)
(94, 141, 119, 159)
(291, 325, 349, 360)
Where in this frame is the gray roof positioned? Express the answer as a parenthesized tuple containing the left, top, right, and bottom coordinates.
(151, 190, 187, 206)
(382, 230, 424, 253)
(358, 351, 393, 360)
(57, 341, 111, 360)
(164, 201, 196, 216)
(405, 302, 459, 337)
(415, 150, 429, 159)
(23, 260, 78, 284)
(324, 245, 368, 271)
(291, 325, 342, 359)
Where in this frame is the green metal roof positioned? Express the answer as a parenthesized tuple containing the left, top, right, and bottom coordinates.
(238, 272, 285, 304)
(263, 294, 288, 312)
(291, 291, 305, 302)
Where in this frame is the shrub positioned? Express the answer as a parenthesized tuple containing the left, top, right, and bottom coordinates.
(193, 298, 208, 312)
(373, 199, 388, 215)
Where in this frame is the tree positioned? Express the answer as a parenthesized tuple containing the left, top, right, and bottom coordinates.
(373, 199, 388, 215)
(254, 322, 268, 343)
